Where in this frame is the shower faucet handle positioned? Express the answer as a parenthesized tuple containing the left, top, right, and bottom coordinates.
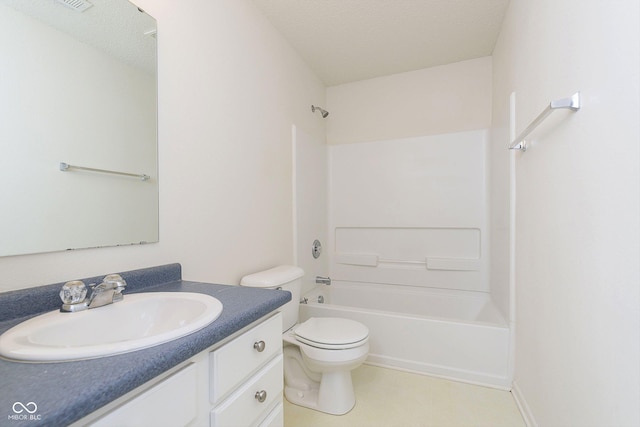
(315, 276, 331, 286)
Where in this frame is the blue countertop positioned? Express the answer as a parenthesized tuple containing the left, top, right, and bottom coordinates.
(0, 264, 291, 427)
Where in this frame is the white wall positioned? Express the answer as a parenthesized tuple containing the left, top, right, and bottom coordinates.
(326, 57, 492, 145)
(0, 0, 326, 291)
(491, 0, 640, 425)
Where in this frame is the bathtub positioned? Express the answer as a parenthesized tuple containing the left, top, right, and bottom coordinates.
(299, 281, 511, 389)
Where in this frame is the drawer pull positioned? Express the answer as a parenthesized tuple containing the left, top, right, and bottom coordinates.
(255, 390, 267, 403)
(253, 340, 266, 352)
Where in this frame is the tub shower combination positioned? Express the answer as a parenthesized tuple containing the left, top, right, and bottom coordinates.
(307, 130, 511, 389)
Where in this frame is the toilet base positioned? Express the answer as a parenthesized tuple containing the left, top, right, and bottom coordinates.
(284, 371, 356, 415)
(283, 346, 357, 415)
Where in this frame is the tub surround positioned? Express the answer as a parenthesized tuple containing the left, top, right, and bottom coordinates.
(0, 264, 291, 427)
(328, 131, 490, 294)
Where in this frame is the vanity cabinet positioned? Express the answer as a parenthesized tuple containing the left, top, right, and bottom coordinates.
(88, 313, 283, 427)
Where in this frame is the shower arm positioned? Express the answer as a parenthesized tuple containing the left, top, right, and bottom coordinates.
(311, 105, 329, 118)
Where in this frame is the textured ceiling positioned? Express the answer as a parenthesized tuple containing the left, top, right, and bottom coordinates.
(252, 0, 510, 86)
(1, 0, 156, 74)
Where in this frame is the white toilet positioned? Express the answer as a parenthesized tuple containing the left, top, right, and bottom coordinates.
(240, 265, 369, 415)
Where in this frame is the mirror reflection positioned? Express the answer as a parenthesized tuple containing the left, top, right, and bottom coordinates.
(0, 0, 158, 257)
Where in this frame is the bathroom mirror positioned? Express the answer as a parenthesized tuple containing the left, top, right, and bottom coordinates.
(0, 0, 158, 257)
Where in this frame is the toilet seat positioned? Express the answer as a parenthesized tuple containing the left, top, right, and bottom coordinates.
(294, 317, 369, 350)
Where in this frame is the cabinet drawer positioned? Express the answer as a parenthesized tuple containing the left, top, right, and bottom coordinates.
(211, 354, 283, 427)
(210, 313, 282, 404)
(91, 363, 197, 427)
(257, 403, 283, 427)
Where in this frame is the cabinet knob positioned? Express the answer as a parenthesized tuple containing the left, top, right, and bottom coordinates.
(253, 340, 266, 352)
(255, 390, 267, 403)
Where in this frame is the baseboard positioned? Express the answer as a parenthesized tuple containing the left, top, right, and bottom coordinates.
(511, 380, 537, 427)
(365, 353, 512, 390)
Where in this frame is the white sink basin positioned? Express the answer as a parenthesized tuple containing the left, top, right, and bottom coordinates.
(0, 292, 223, 362)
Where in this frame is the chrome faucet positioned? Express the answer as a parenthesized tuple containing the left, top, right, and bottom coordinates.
(315, 276, 331, 286)
(60, 274, 127, 312)
(88, 274, 127, 308)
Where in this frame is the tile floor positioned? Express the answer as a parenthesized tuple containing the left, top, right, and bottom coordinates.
(283, 365, 525, 427)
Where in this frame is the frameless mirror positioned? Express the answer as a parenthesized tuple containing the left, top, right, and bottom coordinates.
(0, 0, 158, 257)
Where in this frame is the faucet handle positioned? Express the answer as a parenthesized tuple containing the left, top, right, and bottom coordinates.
(315, 276, 331, 286)
(59, 281, 87, 305)
(102, 274, 126, 303)
(103, 274, 127, 291)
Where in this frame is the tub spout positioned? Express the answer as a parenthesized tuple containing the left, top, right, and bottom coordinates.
(315, 276, 331, 286)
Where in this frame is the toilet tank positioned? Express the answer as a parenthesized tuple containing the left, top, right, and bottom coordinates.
(240, 266, 304, 332)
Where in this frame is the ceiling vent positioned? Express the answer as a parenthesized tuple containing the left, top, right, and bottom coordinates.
(54, 0, 93, 12)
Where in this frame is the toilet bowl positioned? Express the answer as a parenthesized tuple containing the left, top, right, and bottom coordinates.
(283, 317, 369, 414)
(240, 266, 369, 415)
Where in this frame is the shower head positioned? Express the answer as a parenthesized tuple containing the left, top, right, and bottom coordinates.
(311, 105, 329, 118)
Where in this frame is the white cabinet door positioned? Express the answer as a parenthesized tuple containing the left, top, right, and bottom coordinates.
(91, 363, 197, 427)
(258, 403, 284, 427)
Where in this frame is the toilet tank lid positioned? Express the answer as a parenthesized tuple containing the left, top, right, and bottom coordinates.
(240, 265, 304, 288)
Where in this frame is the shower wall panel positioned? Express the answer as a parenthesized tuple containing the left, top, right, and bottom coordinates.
(329, 130, 489, 292)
